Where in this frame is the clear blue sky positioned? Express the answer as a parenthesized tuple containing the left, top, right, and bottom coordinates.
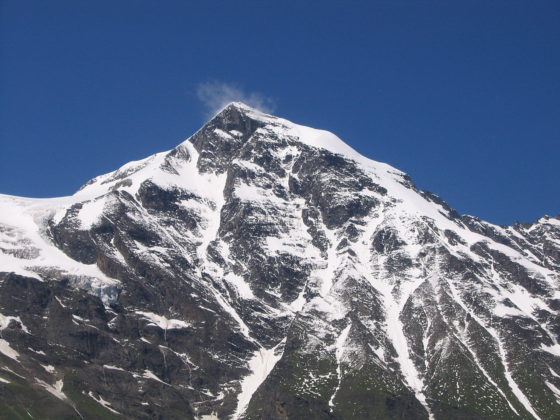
(1, 1, 559, 225)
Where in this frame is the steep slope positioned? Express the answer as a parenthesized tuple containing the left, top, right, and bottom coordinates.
(0, 103, 559, 419)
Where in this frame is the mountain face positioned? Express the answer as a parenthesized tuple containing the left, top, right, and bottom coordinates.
(0, 103, 559, 420)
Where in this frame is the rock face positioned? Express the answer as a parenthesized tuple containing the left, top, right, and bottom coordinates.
(0, 103, 559, 419)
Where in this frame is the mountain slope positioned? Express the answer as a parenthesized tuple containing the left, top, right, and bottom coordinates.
(0, 103, 559, 419)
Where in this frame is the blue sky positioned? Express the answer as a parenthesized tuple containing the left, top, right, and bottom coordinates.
(1, 1, 558, 225)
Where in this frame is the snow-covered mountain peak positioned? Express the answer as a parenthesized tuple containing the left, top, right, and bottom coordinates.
(0, 105, 559, 419)
(68, 103, 410, 211)
(218, 101, 270, 116)
(205, 101, 392, 170)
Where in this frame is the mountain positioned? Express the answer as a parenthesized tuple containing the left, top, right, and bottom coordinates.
(0, 102, 559, 419)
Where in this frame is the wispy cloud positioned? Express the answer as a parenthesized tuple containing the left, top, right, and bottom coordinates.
(196, 81, 276, 117)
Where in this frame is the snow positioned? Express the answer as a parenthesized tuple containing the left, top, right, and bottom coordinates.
(441, 266, 543, 418)
(442, 279, 521, 416)
(0, 194, 121, 305)
(368, 344, 386, 365)
(223, 272, 254, 300)
(383, 294, 433, 417)
(72, 314, 86, 322)
(77, 197, 106, 229)
(541, 344, 560, 357)
(184, 157, 259, 340)
(493, 332, 542, 420)
(0, 377, 10, 384)
(232, 102, 380, 170)
(545, 381, 560, 404)
(1, 366, 24, 379)
(41, 364, 56, 374)
(446, 264, 547, 420)
(37, 379, 67, 401)
(0, 314, 30, 333)
(140, 369, 168, 385)
(135, 311, 190, 330)
(539, 217, 560, 227)
(73, 153, 162, 199)
(345, 208, 443, 417)
(211, 289, 252, 339)
(329, 323, 351, 410)
(198, 415, 220, 420)
(298, 226, 348, 321)
(317, 228, 340, 298)
(307, 296, 346, 321)
(0, 339, 20, 361)
(88, 391, 120, 414)
(0, 245, 43, 280)
(549, 366, 560, 378)
(288, 285, 307, 312)
(349, 211, 434, 417)
(213, 128, 234, 140)
(233, 183, 275, 202)
(285, 124, 365, 163)
(232, 339, 286, 420)
(103, 364, 126, 372)
(493, 303, 525, 318)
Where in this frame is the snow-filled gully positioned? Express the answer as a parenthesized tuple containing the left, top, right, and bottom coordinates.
(438, 259, 543, 420)
(434, 277, 521, 417)
(328, 323, 352, 410)
(381, 282, 435, 420)
(354, 211, 435, 419)
(190, 160, 287, 420)
(232, 339, 286, 420)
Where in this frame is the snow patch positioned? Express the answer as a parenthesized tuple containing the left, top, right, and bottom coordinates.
(87, 391, 120, 414)
(545, 381, 560, 404)
(103, 364, 126, 372)
(329, 323, 351, 410)
(77, 197, 106, 229)
(493, 303, 525, 318)
(37, 379, 66, 401)
(232, 339, 286, 420)
(140, 369, 168, 385)
(136, 311, 190, 330)
(224, 272, 254, 300)
(0, 314, 29, 333)
(41, 364, 55, 374)
(541, 344, 560, 357)
(0, 339, 19, 361)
